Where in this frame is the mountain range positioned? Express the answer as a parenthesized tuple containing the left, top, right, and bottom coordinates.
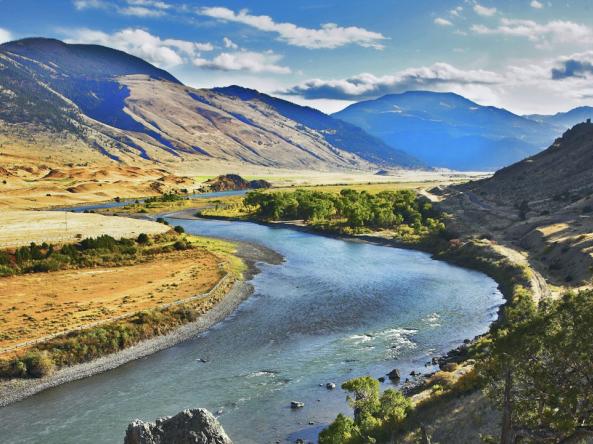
(333, 91, 593, 171)
(0, 37, 592, 172)
(0, 38, 420, 171)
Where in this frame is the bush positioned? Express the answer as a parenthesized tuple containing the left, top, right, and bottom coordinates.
(0, 264, 15, 277)
(174, 225, 185, 234)
(23, 351, 55, 377)
(136, 233, 149, 244)
(173, 240, 188, 251)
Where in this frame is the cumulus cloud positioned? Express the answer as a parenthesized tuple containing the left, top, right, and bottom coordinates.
(193, 50, 291, 74)
(198, 6, 386, 49)
(473, 3, 497, 16)
(471, 18, 593, 48)
(434, 17, 453, 27)
(64, 28, 213, 68)
(223, 37, 238, 49)
(530, 0, 544, 9)
(281, 63, 503, 100)
(0, 28, 13, 44)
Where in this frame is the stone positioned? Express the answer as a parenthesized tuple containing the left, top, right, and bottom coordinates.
(290, 401, 305, 409)
(325, 382, 336, 390)
(124, 408, 232, 444)
(378, 377, 385, 383)
(387, 368, 401, 381)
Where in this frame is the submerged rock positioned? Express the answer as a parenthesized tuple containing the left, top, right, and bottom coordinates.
(290, 401, 305, 409)
(124, 408, 232, 444)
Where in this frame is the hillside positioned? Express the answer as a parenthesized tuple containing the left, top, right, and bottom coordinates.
(441, 121, 593, 286)
(333, 91, 559, 171)
(0, 38, 420, 172)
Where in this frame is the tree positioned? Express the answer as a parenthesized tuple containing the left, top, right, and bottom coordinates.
(320, 376, 411, 443)
(482, 290, 593, 442)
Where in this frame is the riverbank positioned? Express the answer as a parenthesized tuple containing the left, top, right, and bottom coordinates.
(0, 241, 283, 407)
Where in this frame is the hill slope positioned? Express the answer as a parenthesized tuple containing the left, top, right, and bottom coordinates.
(0, 38, 420, 171)
(333, 91, 558, 171)
(442, 121, 593, 286)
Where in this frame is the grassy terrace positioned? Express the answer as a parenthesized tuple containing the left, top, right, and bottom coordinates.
(0, 229, 243, 379)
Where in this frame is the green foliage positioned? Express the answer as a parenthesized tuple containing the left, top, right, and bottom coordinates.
(145, 192, 183, 204)
(319, 376, 412, 444)
(136, 233, 149, 244)
(244, 189, 444, 238)
(174, 225, 185, 234)
(480, 289, 593, 441)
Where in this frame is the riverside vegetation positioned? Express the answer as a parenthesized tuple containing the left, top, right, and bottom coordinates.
(0, 229, 243, 380)
(201, 188, 445, 242)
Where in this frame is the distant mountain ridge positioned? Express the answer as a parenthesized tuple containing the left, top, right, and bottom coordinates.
(333, 91, 592, 171)
(0, 38, 420, 170)
(525, 106, 593, 130)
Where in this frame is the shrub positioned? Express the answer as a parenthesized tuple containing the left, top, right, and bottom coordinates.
(0, 264, 15, 277)
(173, 240, 188, 251)
(23, 351, 55, 377)
(136, 233, 149, 244)
(174, 225, 185, 234)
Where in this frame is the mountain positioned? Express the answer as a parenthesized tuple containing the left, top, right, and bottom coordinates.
(464, 121, 593, 205)
(333, 91, 558, 171)
(525, 106, 593, 131)
(0, 38, 420, 171)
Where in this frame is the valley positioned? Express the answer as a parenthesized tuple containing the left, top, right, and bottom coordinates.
(0, 17, 593, 444)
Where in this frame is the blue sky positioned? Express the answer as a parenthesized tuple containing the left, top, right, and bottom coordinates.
(2, 0, 593, 114)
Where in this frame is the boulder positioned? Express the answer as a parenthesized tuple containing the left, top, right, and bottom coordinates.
(325, 383, 336, 390)
(290, 401, 305, 409)
(124, 408, 232, 444)
(387, 369, 401, 381)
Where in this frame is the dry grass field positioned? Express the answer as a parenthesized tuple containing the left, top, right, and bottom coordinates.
(0, 246, 224, 354)
(0, 210, 168, 248)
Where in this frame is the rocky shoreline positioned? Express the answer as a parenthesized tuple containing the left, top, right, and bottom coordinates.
(0, 241, 283, 407)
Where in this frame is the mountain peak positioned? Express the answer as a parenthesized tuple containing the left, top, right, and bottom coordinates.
(0, 37, 180, 84)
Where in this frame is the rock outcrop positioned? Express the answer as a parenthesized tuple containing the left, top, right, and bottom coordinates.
(124, 408, 232, 444)
(205, 174, 271, 192)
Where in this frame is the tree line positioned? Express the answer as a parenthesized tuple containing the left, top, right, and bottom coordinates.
(244, 189, 445, 236)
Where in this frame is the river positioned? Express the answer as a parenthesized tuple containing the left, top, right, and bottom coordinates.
(0, 215, 503, 443)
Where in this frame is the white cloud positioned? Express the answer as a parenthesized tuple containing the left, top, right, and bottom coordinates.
(198, 7, 387, 49)
(450, 6, 463, 17)
(282, 63, 503, 100)
(64, 28, 213, 68)
(434, 17, 453, 27)
(473, 3, 497, 16)
(530, 0, 544, 9)
(0, 28, 13, 44)
(126, 0, 171, 9)
(118, 6, 165, 17)
(73, 0, 108, 10)
(223, 37, 238, 49)
(193, 50, 291, 74)
(471, 18, 593, 48)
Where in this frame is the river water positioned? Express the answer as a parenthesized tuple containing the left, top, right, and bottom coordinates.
(0, 216, 503, 444)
